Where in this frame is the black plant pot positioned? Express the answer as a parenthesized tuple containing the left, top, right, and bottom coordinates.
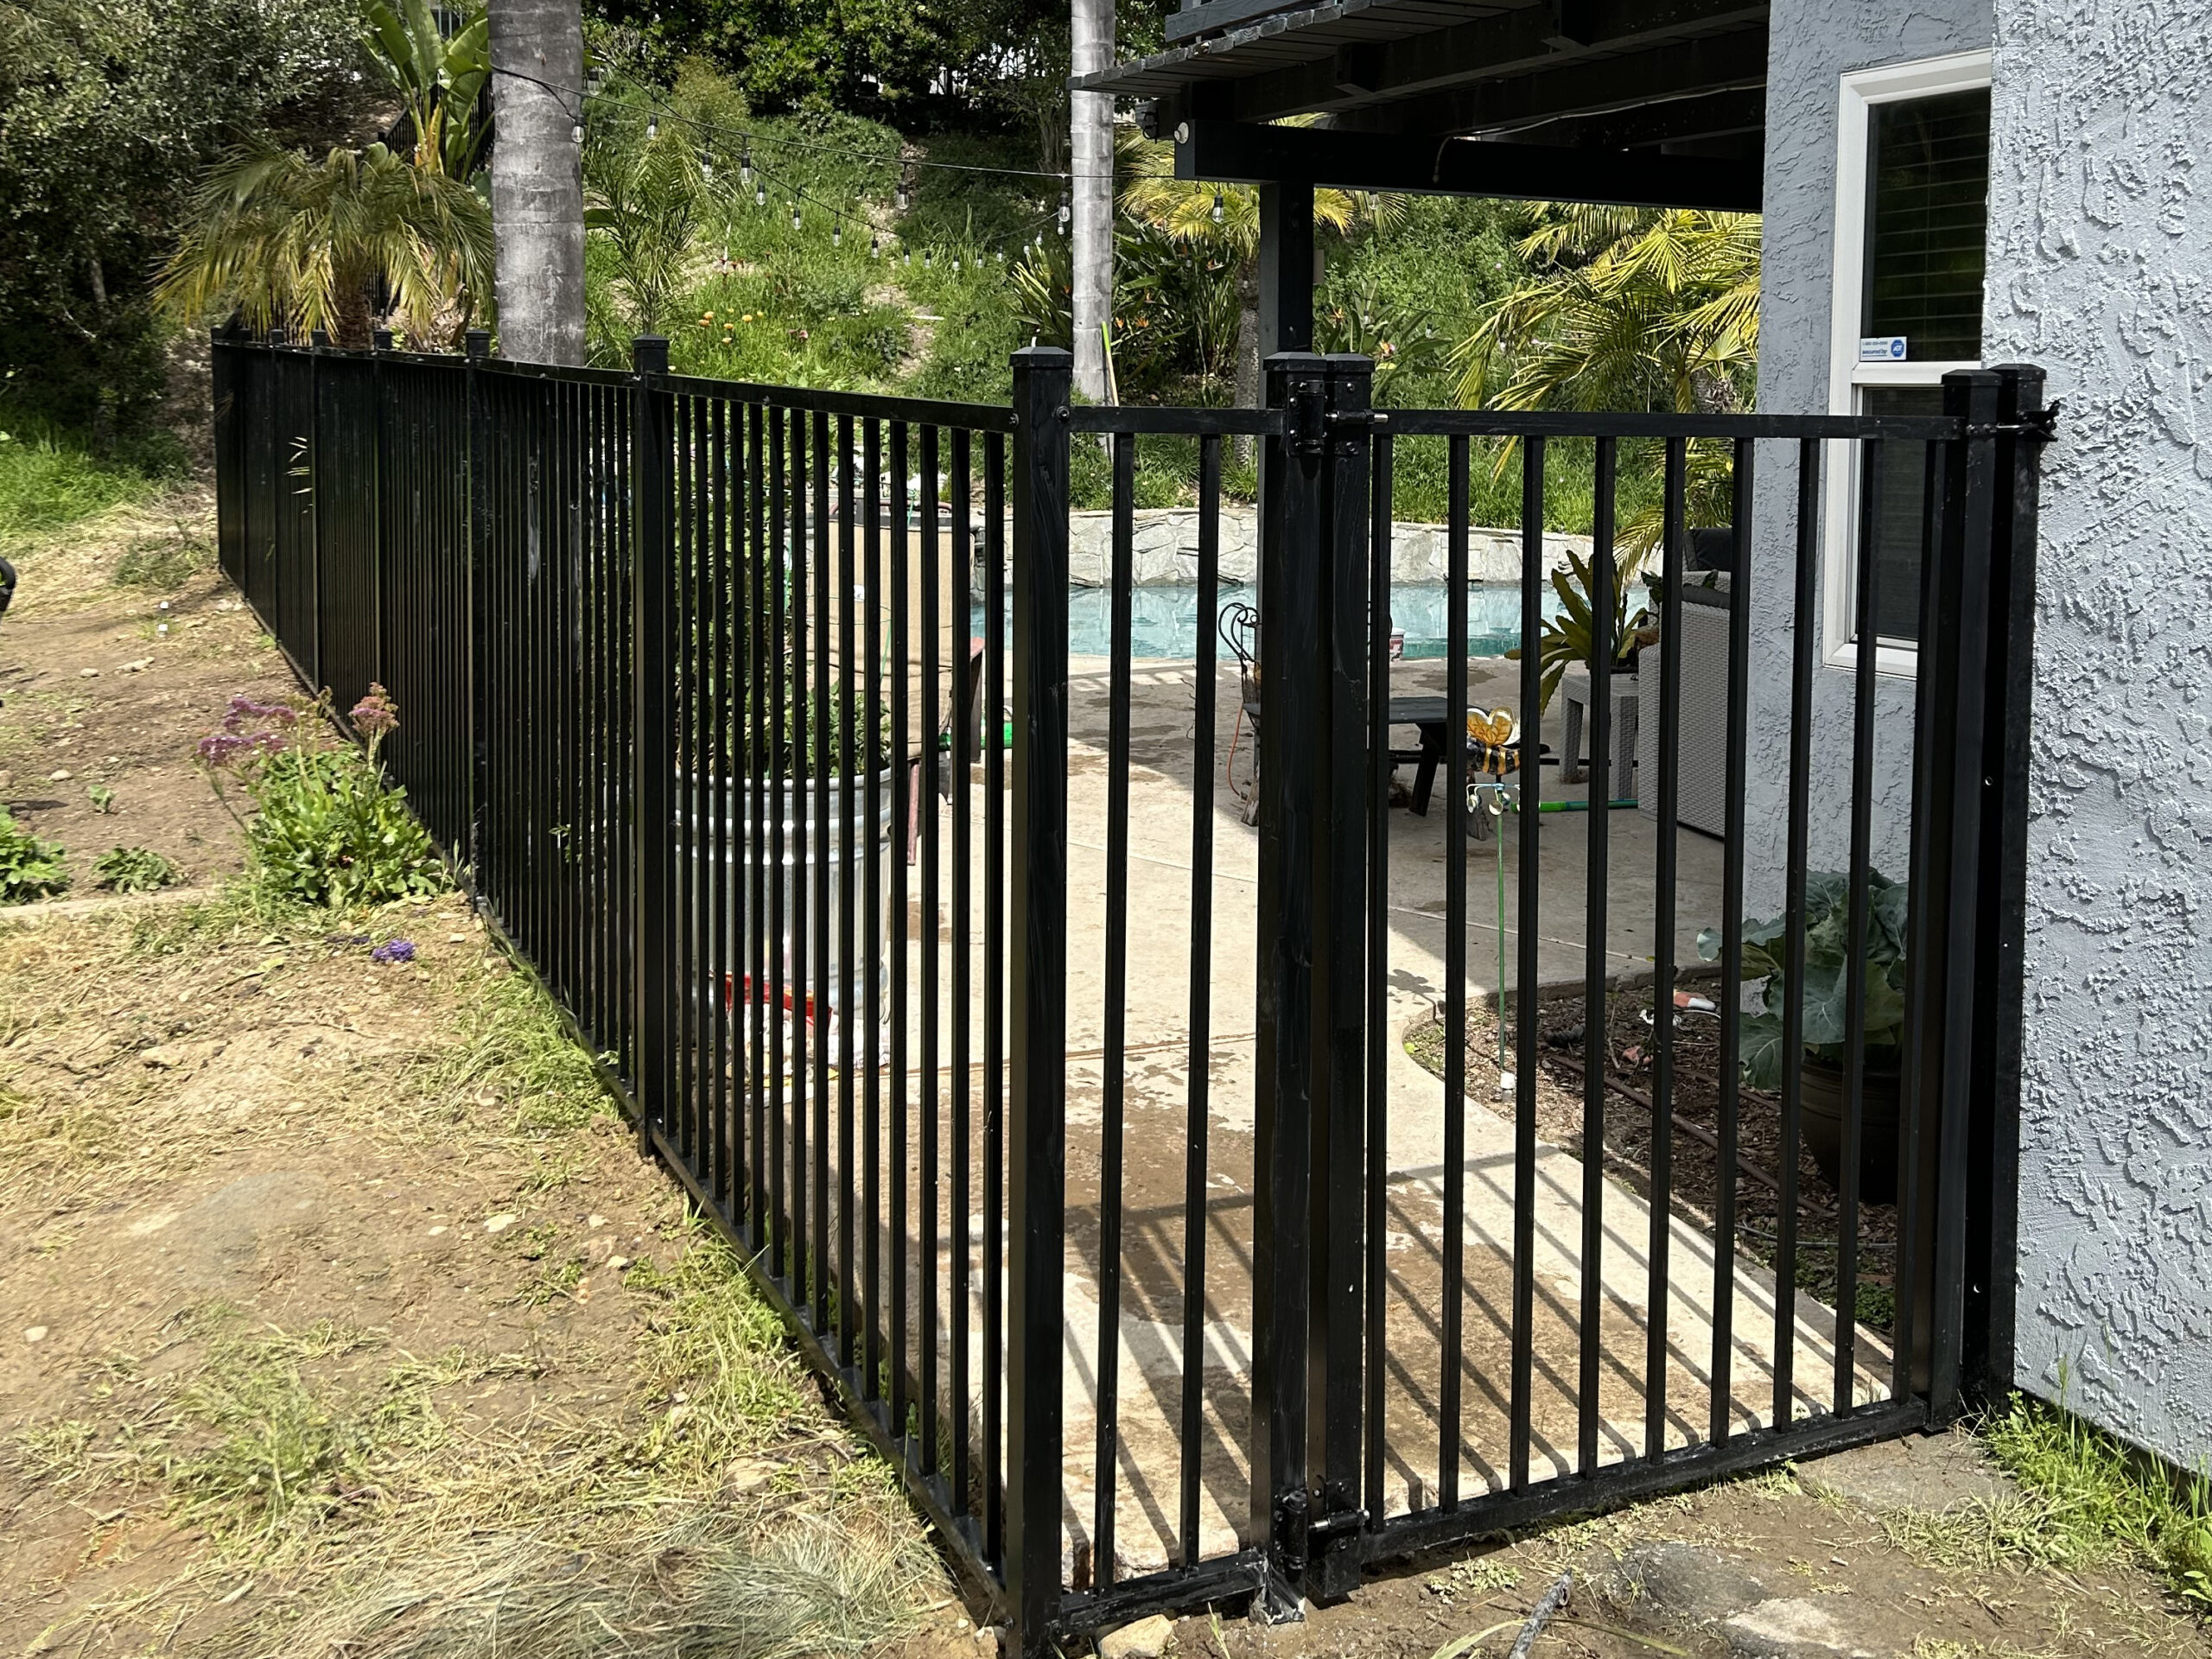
(1797, 1061, 1902, 1205)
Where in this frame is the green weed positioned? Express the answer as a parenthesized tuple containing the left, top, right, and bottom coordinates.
(1982, 1393, 2212, 1611)
(0, 807, 68, 903)
(93, 844, 181, 893)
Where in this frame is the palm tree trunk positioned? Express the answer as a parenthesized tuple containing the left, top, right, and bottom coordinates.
(488, 0, 586, 365)
(1069, 0, 1114, 403)
(1233, 255, 1261, 460)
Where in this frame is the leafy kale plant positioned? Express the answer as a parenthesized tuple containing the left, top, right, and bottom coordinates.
(1697, 868, 1908, 1089)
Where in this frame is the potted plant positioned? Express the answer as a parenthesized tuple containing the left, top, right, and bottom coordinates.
(1698, 868, 1909, 1202)
(709, 580, 893, 1061)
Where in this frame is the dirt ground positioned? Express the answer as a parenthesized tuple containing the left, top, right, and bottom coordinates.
(0, 499, 977, 1658)
(1135, 1430, 2212, 1658)
(4, 494, 2208, 1659)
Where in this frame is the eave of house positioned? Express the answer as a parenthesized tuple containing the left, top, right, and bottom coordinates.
(1079, 0, 1771, 206)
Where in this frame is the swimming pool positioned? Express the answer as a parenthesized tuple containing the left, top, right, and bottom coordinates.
(973, 582, 1573, 659)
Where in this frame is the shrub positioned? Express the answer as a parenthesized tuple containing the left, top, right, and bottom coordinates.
(199, 685, 446, 909)
(0, 809, 69, 903)
(92, 845, 181, 893)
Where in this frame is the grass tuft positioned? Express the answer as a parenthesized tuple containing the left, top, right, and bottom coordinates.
(1980, 1394, 2212, 1612)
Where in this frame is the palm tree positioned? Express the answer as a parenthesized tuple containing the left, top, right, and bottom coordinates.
(1119, 130, 1393, 412)
(157, 140, 494, 349)
(364, 0, 492, 181)
(1452, 206, 1759, 416)
(582, 105, 715, 345)
(1453, 205, 1760, 555)
(488, 0, 588, 365)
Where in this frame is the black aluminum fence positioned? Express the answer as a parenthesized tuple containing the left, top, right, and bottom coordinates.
(213, 330, 2044, 1656)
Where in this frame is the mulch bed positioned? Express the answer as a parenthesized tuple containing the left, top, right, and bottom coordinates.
(1408, 988, 1899, 1334)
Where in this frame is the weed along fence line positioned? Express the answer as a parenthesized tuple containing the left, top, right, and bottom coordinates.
(212, 325, 2048, 1656)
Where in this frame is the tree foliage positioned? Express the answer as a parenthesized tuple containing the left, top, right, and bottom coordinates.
(364, 0, 492, 179)
(159, 140, 494, 349)
(0, 0, 364, 434)
(1452, 205, 1759, 415)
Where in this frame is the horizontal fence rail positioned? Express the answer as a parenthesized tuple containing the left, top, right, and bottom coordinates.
(212, 330, 2042, 1658)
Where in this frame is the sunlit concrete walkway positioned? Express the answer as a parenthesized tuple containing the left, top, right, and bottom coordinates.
(868, 652, 1887, 1582)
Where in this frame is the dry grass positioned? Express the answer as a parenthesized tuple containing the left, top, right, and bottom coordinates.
(0, 892, 945, 1659)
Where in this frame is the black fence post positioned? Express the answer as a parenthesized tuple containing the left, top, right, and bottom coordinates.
(1915, 367, 2004, 1424)
(1007, 346, 1071, 1655)
(1252, 349, 1328, 1611)
(465, 327, 493, 887)
(632, 335, 676, 1160)
(1963, 363, 2048, 1406)
(371, 327, 392, 704)
(1306, 353, 1374, 1602)
(211, 327, 241, 591)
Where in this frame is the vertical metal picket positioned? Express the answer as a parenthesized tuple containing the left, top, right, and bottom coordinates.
(632, 337, 676, 1156)
(1006, 346, 1071, 1649)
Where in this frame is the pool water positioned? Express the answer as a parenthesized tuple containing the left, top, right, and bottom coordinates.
(972, 582, 1568, 660)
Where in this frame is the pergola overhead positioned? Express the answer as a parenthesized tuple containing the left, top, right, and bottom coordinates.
(1076, 0, 1771, 352)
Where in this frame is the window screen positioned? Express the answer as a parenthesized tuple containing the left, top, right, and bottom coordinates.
(1864, 88, 1990, 361)
(1858, 385, 1943, 643)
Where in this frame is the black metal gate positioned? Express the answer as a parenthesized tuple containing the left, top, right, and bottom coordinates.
(212, 330, 2047, 1656)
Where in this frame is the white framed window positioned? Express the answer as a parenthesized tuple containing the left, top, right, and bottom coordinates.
(1823, 48, 1993, 675)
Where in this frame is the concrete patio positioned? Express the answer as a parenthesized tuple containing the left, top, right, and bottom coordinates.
(839, 645, 1888, 1583)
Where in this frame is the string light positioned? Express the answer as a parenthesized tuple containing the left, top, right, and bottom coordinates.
(572, 116, 584, 144)
(741, 144, 752, 187)
(870, 232, 881, 258)
(646, 114, 658, 141)
(699, 143, 713, 181)
(755, 181, 767, 207)
(832, 218, 842, 247)
(895, 181, 910, 212)
(1211, 190, 1224, 224)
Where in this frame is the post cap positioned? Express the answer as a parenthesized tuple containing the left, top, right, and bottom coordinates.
(632, 334, 671, 373)
(372, 327, 394, 352)
(465, 327, 492, 360)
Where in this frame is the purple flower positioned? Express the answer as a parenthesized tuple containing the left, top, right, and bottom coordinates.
(370, 939, 416, 964)
(350, 683, 399, 739)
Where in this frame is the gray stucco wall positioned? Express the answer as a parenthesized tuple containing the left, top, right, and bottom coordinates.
(1745, 0, 1991, 914)
(1984, 1, 2212, 1465)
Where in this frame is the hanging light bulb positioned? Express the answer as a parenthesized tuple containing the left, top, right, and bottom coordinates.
(832, 218, 842, 247)
(894, 181, 910, 213)
(791, 200, 802, 232)
(995, 250, 1004, 263)
(572, 115, 585, 144)
(869, 232, 881, 258)
(923, 247, 932, 270)
(951, 256, 960, 274)
(647, 113, 659, 141)
(755, 181, 767, 208)
(741, 144, 752, 187)
(699, 143, 713, 181)
(1211, 190, 1224, 224)
(903, 248, 912, 266)
(1058, 194, 1071, 228)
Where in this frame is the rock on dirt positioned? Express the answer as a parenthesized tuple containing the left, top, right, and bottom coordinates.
(1599, 1539, 1890, 1658)
(1098, 1612, 1176, 1658)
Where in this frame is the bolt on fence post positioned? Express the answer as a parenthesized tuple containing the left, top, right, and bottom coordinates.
(1006, 345, 1070, 1656)
(632, 335, 676, 1160)
(465, 327, 492, 891)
